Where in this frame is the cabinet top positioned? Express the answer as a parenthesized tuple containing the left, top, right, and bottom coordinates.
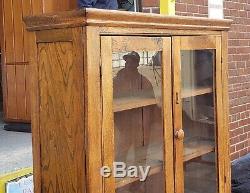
(24, 8, 232, 32)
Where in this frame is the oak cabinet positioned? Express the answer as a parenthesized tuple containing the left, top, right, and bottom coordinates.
(24, 9, 232, 193)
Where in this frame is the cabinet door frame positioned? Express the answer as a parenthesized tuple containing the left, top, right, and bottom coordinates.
(100, 36, 174, 193)
(172, 35, 227, 193)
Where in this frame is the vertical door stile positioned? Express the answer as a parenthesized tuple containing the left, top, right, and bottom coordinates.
(172, 37, 184, 193)
(101, 36, 116, 193)
(162, 37, 174, 193)
(215, 36, 224, 193)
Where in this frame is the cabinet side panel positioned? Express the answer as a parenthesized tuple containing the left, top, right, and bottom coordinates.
(37, 28, 85, 193)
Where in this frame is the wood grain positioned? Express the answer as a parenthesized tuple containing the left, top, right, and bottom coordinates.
(112, 36, 163, 52)
(215, 36, 225, 193)
(25, 9, 232, 193)
(1, 0, 77, 122)
(162, 37, 174, 193)
(15, 65, 27, 120)
(180, 36, 216, 50)
(222, 31, 231, 193)
(24, 8, 232, 31)
(37, 29, 85, 193)
(29, 31, 41, 193)
(101, 36, 115, 193)
(172, 37, 184, 193)
(85, 26, 103, 193)
(6, 65, 17, 119)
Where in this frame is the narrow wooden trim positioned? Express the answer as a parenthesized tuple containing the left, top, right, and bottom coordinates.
(85, 26, 103, 193)
(180, 36, 216, 50)
(29, 32, 41, 193)
(99, 27, 222, 36)
(72, 27, 87, 193)
(101, 36, 115, 193)
(172, 36, 184, 193)
(215, 35, 225, 193)
(222, 31, 231, 193)
(162, 37, 174, 193)
(111, 36, 163, 52)
(36, 29, 73, 43)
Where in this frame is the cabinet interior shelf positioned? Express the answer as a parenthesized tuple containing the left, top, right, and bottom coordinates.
(113, 87, 212, 113)
(116, 138, 214, 188)
(182, 87, 213, 98)
(113, 91, 157, 112)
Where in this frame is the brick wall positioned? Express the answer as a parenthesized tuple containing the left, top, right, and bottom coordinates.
(143, 0, 250, 161)
(224, 0, 250, 161)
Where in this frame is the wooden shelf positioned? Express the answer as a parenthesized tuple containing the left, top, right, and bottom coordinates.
(115, 138, 214, 188)
(113, 87, 212, 113)
(184, 138, 215, 162)
(116, 143, 163, 188)
(116, 159, 163, 188)
(182, 87, 213, 98)
(113, 92, 157, 112)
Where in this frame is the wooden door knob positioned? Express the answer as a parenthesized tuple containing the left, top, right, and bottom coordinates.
(175, 129, 185, 140)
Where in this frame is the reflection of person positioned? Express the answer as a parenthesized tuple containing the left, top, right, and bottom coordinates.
(78, 0, 118, 9)
(114, 52, 155, 193)
(113, 51, 154, 98)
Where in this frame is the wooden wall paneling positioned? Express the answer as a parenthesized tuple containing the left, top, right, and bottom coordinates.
(42, 0, 77, 13)
(23, 0, 33, 62)
(6, 65, 17, 119)
(15, 65, 27, 120)
(23, 0, 33, 120)
(0, 0, 3, 49)
(1, 0, 76, 122)
(3, 0, 15, 63)
(0, 0, 6, 117)
(31, 0, 43, 15)
(13, 0, 24, 62)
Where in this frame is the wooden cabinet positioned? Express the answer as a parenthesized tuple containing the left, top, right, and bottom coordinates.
(24, 9, 232, 193)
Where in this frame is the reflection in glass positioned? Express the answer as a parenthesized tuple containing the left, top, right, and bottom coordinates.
(181, 50, 217, 193)
(113, 51, 165, 193)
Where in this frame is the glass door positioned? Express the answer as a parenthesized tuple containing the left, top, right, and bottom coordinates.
(173, 36, 224, 193)
(101, 36, 173, 193)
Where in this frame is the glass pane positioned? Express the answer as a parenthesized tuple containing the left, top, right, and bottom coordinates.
(113, 50, 165, 193)
(181, 50, 217, 193)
